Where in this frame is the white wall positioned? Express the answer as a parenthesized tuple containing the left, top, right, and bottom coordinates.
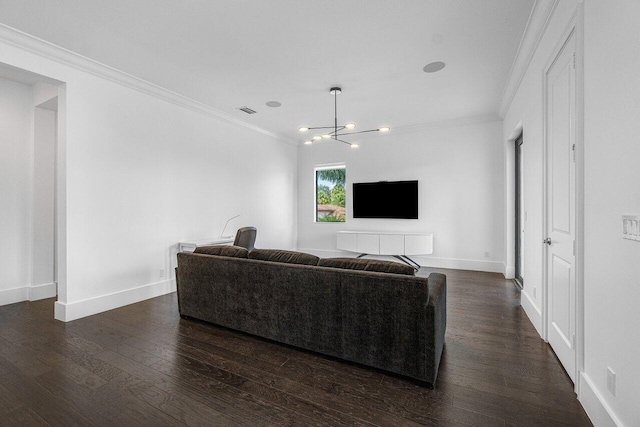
(297, 120, 505, 273)
(502, 0, 579, 334)
(0, 32, 298, 321)
(504, 1, 640, 425)
(0, 77, 32, 305)
(582, 1, 640, 426)
(32, 105, 56, 291)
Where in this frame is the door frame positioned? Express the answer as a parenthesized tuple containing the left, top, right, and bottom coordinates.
(514, 132, 524, 289)
(541, 8, 584, 393)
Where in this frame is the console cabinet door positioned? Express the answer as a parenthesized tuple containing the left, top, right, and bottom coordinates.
(337, 232, 357, 252)
(379, 234, 404, 255)
(357, 234, 380, 254)
(405, 234, 433, 255)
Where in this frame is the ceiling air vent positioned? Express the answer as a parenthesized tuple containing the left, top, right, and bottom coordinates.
(238, 106, 257, 114)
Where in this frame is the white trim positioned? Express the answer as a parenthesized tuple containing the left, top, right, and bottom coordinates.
(54, 279, 176, 322)
(578, 372, 622, 427)
(573, 2, 586, 396)
(498, 0, 560, 118)
(520, 288, 543, 336)
(29, 282, 57, 301)
(0, 23, 295, 147)
(385, 114, 501, 137)
(503, 263, 515, 279)
(542, 10, 583, 386)
(314, 163, 346, 171)
(417, 256, 504, 274)
(504, 122, 523, 286)
(313, 163, 346, 223)
(0, 286, 29, 306)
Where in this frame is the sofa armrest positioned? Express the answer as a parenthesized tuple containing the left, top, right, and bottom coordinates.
(425, 273, 447, 387)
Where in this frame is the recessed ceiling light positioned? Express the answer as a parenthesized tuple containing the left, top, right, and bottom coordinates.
(265, 101, 281, 107)
(423, 61, 446, 73)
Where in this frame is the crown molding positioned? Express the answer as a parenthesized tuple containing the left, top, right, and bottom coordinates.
(0, 24, 297, 146)
(497, 0, 560, 118)
(387, 113, 502, 137)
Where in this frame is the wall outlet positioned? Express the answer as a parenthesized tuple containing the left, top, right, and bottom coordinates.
(159, 269, 165, 278)
(607, 367, 616, 396)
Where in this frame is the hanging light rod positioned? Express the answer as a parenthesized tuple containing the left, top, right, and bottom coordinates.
(299, 87, 390, 147)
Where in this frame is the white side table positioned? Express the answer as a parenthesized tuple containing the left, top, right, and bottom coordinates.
(178, 236, 235, 253)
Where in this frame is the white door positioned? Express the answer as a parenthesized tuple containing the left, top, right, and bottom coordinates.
(545, 31, 577, 382)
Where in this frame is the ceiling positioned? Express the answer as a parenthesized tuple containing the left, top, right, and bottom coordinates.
(0, 0, 534, 145)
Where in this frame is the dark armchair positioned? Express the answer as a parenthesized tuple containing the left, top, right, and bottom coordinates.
(233, 226, 257, 251)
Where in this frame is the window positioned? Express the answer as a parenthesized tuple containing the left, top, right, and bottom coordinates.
(315, 165, 346, 222)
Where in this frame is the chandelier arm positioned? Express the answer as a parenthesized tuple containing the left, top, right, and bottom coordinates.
(335, 129, 381, 136)
(306, 126, 337, 130)
(334, 138, 353, 146)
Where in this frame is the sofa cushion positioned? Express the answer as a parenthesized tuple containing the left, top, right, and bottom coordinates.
(318, 258, 415, 276)
(194, 245, 249, 258)
(248, 249, 320, 266)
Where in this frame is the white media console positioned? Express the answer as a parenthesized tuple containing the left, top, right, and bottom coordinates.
(337, 231, 433, 269)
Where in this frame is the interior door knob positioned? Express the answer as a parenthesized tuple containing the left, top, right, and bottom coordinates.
(543, 238, 551, 245)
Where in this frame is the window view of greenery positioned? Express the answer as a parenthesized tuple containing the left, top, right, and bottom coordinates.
(316, 167, 346, 222)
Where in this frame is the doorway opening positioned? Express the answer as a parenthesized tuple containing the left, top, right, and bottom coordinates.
(514, 133, 524, 289)
(0, 62, 65, 317)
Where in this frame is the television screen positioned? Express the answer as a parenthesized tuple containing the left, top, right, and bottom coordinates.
(353, 180, 418, 219)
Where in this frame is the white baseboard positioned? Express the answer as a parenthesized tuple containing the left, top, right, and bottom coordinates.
(504, 264, 515, 279)
(520, 288, 543, 337)
(54, 279, 176, 322)
(29, 282, 57, 301)
(0, 286, 29, 306)
(296, 248, 505, 274)
(578, 372, 622, 427)
(416, 256, 505, 274)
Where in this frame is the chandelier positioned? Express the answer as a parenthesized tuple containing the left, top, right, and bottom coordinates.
(299, 87, 390, 148)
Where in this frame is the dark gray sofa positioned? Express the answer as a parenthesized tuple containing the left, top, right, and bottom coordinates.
(176, 250, 446, 387)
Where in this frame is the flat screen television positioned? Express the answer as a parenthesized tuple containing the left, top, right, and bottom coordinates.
(353, 180, 418, 219)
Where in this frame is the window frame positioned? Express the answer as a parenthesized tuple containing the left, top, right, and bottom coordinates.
(314, 164, 346, 223)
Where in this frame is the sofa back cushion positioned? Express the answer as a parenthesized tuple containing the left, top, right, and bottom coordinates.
(194, 245, 249, 258)
(318, 257, 415, 276)
(248, 249, 320, 266)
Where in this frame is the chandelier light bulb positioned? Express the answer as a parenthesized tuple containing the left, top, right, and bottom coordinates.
(304, 140, 313, 145)
(378, 126, 390, 132)
(344, 123, 356, 130)
(321, 134, 331, 139)
(299, 126, 309, 132)
(312, 135, 322, 140)
(350, 143, 359, 148)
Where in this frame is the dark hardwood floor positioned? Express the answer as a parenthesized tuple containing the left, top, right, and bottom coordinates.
(0, 268, 592, 426)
